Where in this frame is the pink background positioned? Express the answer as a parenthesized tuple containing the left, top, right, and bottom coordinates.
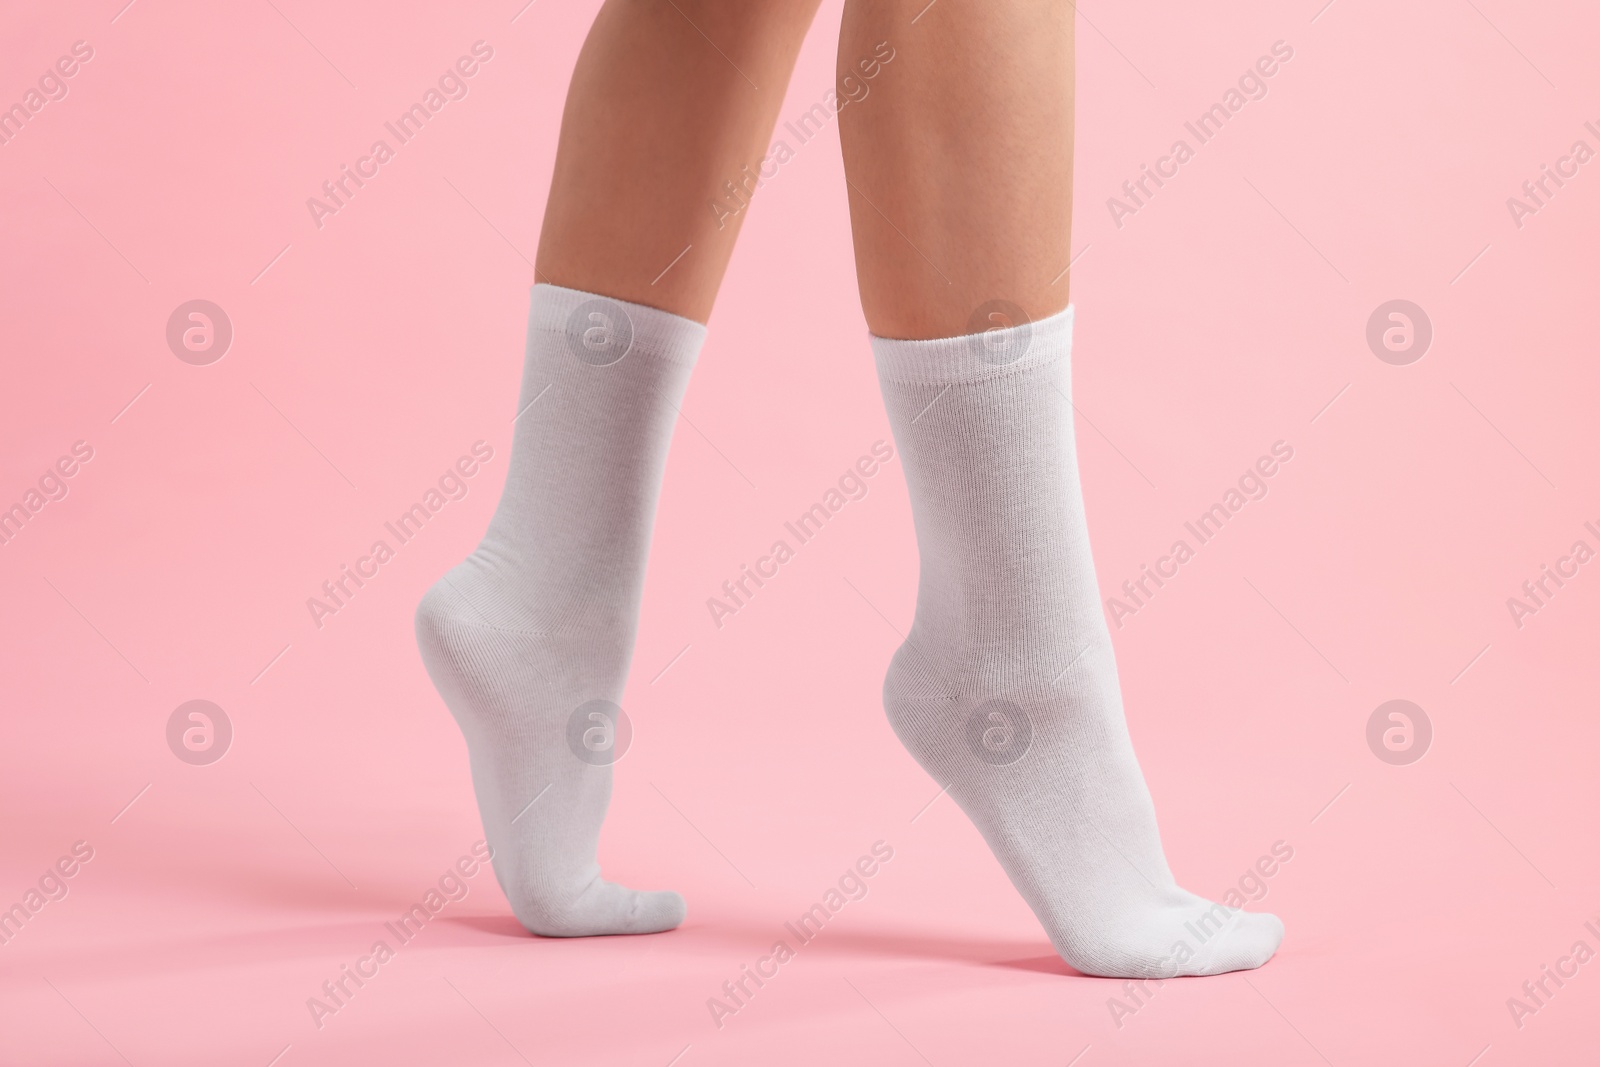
(3, 0, 1598, 1064)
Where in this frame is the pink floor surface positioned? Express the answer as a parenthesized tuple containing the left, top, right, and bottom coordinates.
(3, 1, 1598, 1064)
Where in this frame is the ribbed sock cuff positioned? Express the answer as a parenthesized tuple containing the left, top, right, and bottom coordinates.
(871, 304, 1074, 386)
(527, 283, 707, 369)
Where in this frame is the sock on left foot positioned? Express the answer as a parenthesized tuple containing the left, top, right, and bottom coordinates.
(870, 305, 1284, 978)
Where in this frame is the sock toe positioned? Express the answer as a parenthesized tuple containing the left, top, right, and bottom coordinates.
(1181, 909, 1284, 976)
(517, 879, 685, 937)
(625, 889, 687, 934)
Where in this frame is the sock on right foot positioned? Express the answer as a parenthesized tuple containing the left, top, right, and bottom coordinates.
(416, 283, 704, 937)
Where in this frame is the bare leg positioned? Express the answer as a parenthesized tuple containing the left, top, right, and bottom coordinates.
(840, 1, 1284, 977)
(838, 0, 1073, 338)
(537, 0, 823, 322)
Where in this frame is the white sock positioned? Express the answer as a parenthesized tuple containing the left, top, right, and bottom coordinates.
(416, 283, 700, 936)
(872, 306, 1283, 977)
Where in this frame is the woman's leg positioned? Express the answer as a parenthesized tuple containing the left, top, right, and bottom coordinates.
(839, 0, 1284, 977)
(537, 0, 822, 322)
(839, 0, 1073, 338)
(417, 0, 820, 937)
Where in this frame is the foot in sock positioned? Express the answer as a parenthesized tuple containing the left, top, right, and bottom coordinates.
(871, 306, 1284, 978)
(416, 284, 701, 937)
